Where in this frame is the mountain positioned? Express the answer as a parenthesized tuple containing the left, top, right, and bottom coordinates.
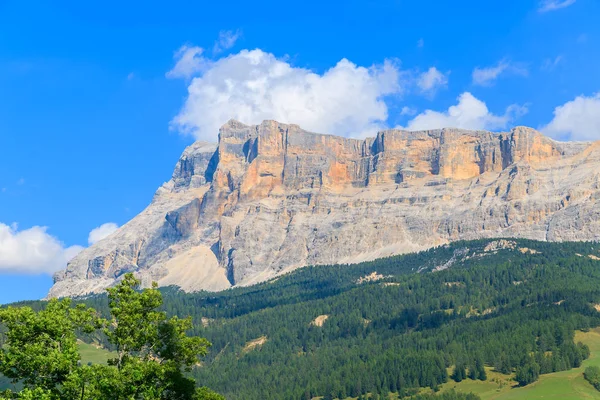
(48, 120, 600, 298)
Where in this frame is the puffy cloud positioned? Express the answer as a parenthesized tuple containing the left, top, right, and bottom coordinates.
(538, 0, 576, 12)
(405, 92, 527, 131)
(417, 67, 448, 94)
(472, 59, 527, 86)
(166, 45, 206, 79)
(0, 223, 83, 274)
(213, 30, 241, 53)
(170, 48, 403, 140)
(541, 93, 600, 141)
(0, 221, 121, 275)
(88, 222, 119, 245)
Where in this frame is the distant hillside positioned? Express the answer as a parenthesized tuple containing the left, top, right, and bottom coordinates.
(73, 238, 600, 399)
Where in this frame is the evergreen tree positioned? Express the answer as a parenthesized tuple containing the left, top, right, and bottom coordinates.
(474, 356, 487, 381)
(516, 362, 540, 386)
(451, 363, 466, 383)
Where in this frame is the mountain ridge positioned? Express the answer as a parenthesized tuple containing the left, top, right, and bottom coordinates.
(48, 120, 600, 298)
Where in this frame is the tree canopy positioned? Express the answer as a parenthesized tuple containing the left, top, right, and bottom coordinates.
(0, 274, 222, 400)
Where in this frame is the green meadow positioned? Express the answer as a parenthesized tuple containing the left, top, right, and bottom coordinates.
(77, 341, 115, 365)
(436, 328, 600, 400)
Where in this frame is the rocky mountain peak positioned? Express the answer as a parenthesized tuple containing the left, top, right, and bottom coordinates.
(48, 120, 600, 299)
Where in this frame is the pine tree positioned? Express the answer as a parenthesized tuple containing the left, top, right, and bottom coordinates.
(451, 363, 466, 383)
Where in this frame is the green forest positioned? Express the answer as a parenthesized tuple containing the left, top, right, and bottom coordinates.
(3, 238, 600, 399)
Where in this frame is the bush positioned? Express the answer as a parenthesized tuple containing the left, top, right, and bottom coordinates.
(584, 366, 600, 391)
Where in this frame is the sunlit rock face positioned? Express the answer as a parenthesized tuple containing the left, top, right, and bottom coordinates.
(48, 120, 600, 298)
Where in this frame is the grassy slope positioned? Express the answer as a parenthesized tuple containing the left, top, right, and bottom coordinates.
(436, 328, 600, 400)
(77, 341, 115, 365)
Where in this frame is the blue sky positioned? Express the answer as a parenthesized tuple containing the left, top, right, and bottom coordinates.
(1, 0, 599, 304)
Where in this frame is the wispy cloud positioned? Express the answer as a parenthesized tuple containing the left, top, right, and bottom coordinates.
(213, 30, 241, 54)
(542, 55, 564, 71)
(165, 45, 206, 79)
(400, 106, 417, 116)
(417, 38, 424, 48)
(472, 59, 528, 86)
(417, 67, 449, 95)
(538, 0, 576, 12)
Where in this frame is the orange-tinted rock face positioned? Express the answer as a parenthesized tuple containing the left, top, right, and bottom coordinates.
(49, 119, 599, 299)
(500, 126, 564, 166)
(211, 121, 569, 197)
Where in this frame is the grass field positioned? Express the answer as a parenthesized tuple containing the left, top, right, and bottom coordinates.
(435, 327, 600, 399)
(77, 341, 115, 365)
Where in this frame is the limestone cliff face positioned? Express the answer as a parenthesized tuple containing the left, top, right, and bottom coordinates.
(48, 120, 600, 298)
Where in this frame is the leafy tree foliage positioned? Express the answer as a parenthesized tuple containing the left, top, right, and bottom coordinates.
(0, 299, 99, 397)
(93, 274, 214, 399)
(584, 365, 600, 391)
(0, 274, 221, 400)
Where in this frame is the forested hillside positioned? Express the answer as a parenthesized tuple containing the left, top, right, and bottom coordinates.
(76, 239, 600, 399)
(4, 239, 600, 399)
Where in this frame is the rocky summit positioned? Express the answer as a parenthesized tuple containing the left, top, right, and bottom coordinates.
(48, 120, 600, 298)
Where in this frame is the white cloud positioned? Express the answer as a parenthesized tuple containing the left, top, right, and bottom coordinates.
(472, 59, 527, 86)
(541, 93, 600, 141)
(538, 0, 576, 12)
(0, 223, 83, 275)
(166, 45, 206, 79)
(88, 222, 119, 245)
(17, 178, 25, 185)
(170, 48, 403, 140)
(417, 38, 424, 48)
(417, 67, 448, 94)
(214, 30, 241, 53)
(405, 92, 528, 131)
(127, 72, 135, 80)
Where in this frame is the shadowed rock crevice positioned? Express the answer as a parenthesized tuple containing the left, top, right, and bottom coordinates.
(204, 150, 219, 183)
